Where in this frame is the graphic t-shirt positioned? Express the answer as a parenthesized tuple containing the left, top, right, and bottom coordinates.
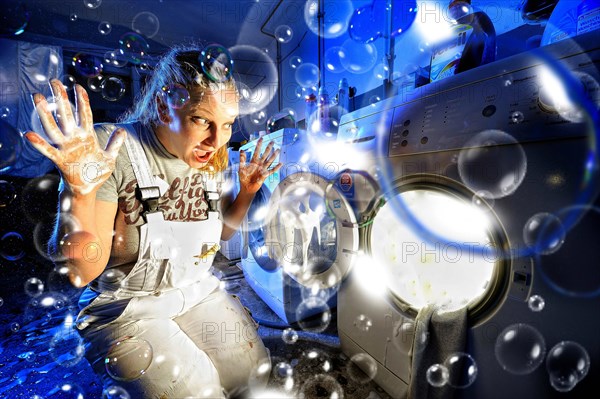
(93, 122, 221, 274)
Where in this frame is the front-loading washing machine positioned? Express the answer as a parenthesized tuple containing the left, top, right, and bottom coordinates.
(337, 31, 600, 398)
(239, 128, 371, 325)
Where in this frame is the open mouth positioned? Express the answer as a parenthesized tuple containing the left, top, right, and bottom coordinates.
(193, 149, 213, 163)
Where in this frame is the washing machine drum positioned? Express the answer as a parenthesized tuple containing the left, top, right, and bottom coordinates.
(264, 171, 360, 289)
(367, 178, 510, 320)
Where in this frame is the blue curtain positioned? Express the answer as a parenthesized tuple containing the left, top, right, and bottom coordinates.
(0, 38, 62, 177)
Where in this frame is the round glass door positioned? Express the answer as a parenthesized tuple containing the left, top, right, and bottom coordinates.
(370, 188, 499, 313)
(266, 172, 359, 288)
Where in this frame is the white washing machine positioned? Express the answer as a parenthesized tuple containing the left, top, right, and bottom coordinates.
(337, 31, 600, 398)
(240, 128, 373, 325)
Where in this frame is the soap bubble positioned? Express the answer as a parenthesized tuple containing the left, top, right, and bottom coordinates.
(349, 5, 380, 44)
(11, 322, 20, 332)
(444, 352, 477, 388)
(104, 50, 128, 68)
(266, 111, 296, 134)
(495, 323, 546, 375)
(84, 0, 102, 9)
(1, 106, 10, 119)
(21, 174, 61, 223)
(391, 319, 429, 355)
(251, 110, 267, 126)
(295, 63, 320, 88)
(390, 0, 418, 37)
(527, 294, 545, 312)
(199, 44, 234, 83)
(301, 374, 344, 398)
(373, 63, 390, 80)
(72, 53, 103, 78)
(523, 212, 566, 255)
(458, 130, 527, 199)
(289, 56, 302, 69)
(304, 0, 353, 39)
(132, 11, 160, 38)
(49, 328, 86, 367)
(24, 277, 44, 297)
(161, 84, 190, 109)
(282, 328, 298, 344)
(0, 231, 25, 261)
(0, 180, 17, 207)
(105, 337, 153, 381)
(53, 382, 85, 398)
(510, 111, 525, 123)
(118, 33, 149, 65)
(346, 353, 377, 383)
(88, 75, 105, 92)
(0, 119, 23, 173)
(546, 341, 590, 392)
(34, 213, 81, 262)
(61, 74, 77, 90)
(275, 25, 293, 43)
(295, 297, 331, 333)
(339, 39, 378, 74)
(0, 2, 30, 36)
(102, 385, 130, 399)
(324, 46, 345, 73)
(229, 45, 278, 116)
(427, 363, 449, 387)
(353, 314, 372, 332)
(0, 297, 3, 307)
(101, 77, 126, 102)
(98, 21, 112, 35)
(70, 13, 78, 22)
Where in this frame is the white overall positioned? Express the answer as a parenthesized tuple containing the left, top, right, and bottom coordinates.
(75, 126, 268, 398)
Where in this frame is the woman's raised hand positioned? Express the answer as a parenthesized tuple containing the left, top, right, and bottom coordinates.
(25, 79, 126, 196)
(238, 137, 282, 194)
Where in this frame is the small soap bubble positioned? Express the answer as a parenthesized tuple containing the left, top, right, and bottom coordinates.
(101, 77, 126, 102)
(88, 75, 105, 92)
(426, 363, 449, 387)
(162, 84, 190, 109)
(72, 53, 103, 78)
(132, 11, 160, 38)
(546, 341, 590, 392)
(495, 323, 546, 375)
(353, 314, 373, 332)
(11, 322, 20, 332)
(105, 337, 153, 381)
(444, 352, 477, 388)
(84, 0, 102, 9)
(523, 212, 566, 255)
(70, 13, 78, 22)
(118, 33, 149, 65)
(282, 328, 299, 344)
(24, 277, 44, 297)
(275, 25, 293, 43)
(98, 21, 112, 35)
(199, 44, 234, 83)
(289, 56, 302, 69)
(511, 111, 525, 123)
(528, 294, 545, 312)
(102, 385, 130, 399)
(0, 231, 25, 260)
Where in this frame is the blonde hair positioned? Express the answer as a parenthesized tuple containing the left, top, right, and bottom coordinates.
(119, 43, 236, 172)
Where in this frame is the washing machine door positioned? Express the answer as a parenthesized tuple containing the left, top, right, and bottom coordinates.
(366, 175, 512, 323)
(265, 171, 360, 289)
(245, 184, 280, 271)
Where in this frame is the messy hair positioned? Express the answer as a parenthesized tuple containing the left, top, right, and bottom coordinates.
(119, 43, 236, 172)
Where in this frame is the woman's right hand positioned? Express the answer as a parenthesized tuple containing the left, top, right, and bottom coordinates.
(25, 79, 126, 196)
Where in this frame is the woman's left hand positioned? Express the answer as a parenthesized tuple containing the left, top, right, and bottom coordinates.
(238, 138, 282, 194)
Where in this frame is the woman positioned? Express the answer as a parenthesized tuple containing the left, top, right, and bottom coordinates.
(25, 45, 281, 398)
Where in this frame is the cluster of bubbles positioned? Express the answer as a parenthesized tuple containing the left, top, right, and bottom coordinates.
(426, 352, 478, 388)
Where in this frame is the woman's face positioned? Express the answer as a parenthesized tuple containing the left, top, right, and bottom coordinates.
(158, 87, 239, 169)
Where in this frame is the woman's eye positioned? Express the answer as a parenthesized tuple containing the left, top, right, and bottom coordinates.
(224, 123, 233, 129)
(193, 117, 209, 125)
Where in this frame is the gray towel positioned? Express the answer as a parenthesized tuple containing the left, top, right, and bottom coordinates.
(407, 305, 468, 399)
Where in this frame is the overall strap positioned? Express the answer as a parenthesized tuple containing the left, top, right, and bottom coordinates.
(121, 124, 162, 221)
